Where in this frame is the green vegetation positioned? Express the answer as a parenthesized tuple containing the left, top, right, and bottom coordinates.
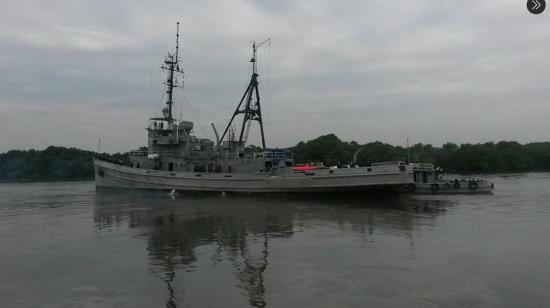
(0, 146, 127, 181)
(292, 134, 550, 173)
(244, 144, 263, 153)
(1, 136, 549, 181)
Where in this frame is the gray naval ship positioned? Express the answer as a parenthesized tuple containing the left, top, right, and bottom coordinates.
(93, 24, 413, 193)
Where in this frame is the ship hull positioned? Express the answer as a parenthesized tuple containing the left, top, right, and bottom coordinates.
(94, 159, 413, 193)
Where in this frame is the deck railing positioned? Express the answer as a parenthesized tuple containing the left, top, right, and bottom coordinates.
(411, 163, 434, 171)
(129, 150, 173, 157)
(130, 149, 293, 160)
(219, 151, 293, 160)
(371, 161, 404, 166)
(264, 151, 293, 160)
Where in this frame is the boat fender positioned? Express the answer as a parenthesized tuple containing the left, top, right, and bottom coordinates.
(97, 167, 104, 177)
(453, 182, 460, 189)
(407, 183, 416, 192)
(468, 181, 478, 189)
(430, 183, 439, 191)
(443, 183, 451, 189)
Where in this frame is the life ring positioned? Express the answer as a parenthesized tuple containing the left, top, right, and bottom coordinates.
(443, 183, 451, 189)
(468, 181, 478, 189)
(430, 183, 440, 191)
(407, 183, 416, 192)
(453, 181, 460, 189)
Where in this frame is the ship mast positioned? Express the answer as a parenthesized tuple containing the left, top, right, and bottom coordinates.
(220, 39, 269, 150)
(160, 22, 184, 123)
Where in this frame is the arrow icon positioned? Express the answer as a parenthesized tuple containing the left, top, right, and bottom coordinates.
(527, 0, 546, 14)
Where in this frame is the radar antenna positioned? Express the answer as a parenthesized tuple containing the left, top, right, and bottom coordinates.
(220, 39, 270, 151)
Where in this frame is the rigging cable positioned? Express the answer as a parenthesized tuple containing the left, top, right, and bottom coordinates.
(266, 39, 271, 145)
(153, 92, 167, 119)
(244, 118, 252, 143)
(184, 74, 218, 128)
(152, 67, 166, 119)
(181, 90, 208, 138)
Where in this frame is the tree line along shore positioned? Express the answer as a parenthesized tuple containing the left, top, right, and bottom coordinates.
(1, 134, 549, 181)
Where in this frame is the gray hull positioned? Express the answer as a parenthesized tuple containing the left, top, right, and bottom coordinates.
(94, 159, 413, 193)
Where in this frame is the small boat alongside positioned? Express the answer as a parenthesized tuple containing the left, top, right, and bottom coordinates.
(407, 163, 494, 194)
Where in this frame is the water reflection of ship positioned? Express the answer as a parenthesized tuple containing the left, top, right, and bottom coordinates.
(93, 192, 453, 307)
(145, 204, 282, 307)
(94, 192, 296, 307)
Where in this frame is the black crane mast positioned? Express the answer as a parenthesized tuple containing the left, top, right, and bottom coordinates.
(220, 39, 270, 150)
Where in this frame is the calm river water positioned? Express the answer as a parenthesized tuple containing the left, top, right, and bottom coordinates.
(1, 174, 550, 307)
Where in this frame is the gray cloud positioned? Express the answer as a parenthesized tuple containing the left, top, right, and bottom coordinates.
(1, 0, 549, 153)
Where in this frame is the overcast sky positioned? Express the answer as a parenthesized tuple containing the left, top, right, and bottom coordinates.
(1, 0, 549, 153)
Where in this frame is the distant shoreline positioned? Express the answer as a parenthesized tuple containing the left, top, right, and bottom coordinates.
(2, 136, 550, 181)
(0, 178, 93, 184)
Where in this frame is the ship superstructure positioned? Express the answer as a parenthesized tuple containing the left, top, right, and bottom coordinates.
(127, 26, 288, 175)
